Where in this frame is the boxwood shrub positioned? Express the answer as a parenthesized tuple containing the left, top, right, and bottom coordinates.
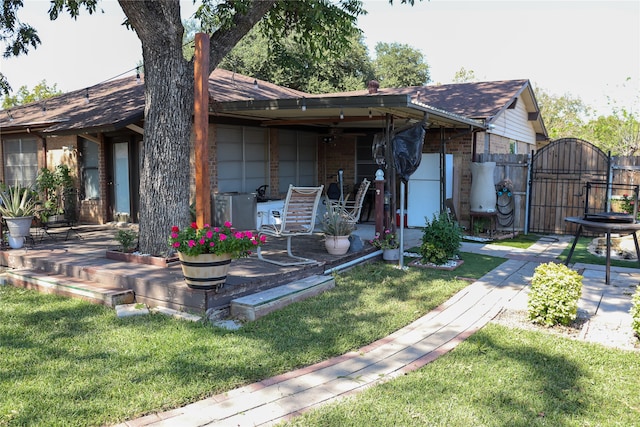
(631, 286, 640, 339)
(527, 262, 583, 326)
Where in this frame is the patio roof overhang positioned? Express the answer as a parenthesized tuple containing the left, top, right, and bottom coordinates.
(211, 94, 486, 131)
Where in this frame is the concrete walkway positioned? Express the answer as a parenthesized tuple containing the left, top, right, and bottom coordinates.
(115, 234, 639, 427)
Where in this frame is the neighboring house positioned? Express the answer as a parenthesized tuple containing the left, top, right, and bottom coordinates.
(0, 71, 547, 230)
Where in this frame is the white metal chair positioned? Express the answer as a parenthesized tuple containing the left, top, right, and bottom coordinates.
(328, 178, 371, 227)
(257, 185, 324, 266)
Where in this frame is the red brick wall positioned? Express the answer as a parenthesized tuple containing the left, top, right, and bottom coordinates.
(318, 135, 357, 196)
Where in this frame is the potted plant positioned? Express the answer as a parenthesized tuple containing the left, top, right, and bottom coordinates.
(168, 221, 265, 290)
(0, 183, 38, 249)
(322, 200, 355, 255)
(370, 229, 401, 261)
(35, 165, 74, 224)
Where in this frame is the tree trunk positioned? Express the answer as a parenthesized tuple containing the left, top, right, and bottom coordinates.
(118, 0, 276, 255)
(119, 0, 193, 256)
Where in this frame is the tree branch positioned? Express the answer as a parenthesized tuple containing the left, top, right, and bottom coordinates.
(208, 0, 277, 73)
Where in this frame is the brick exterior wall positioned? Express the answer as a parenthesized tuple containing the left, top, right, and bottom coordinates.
(318, 135, 357, 196)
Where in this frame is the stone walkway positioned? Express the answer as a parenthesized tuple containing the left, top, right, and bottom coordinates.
(114, 235, 639, 427)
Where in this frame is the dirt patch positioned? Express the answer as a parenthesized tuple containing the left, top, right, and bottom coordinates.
(491, 308, 589, 340)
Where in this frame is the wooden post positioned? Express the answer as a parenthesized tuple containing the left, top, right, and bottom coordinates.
(194, 33, 211, 228)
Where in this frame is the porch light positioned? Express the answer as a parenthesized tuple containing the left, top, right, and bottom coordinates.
(6, 110, 13, 122)
(136, 67, 141, 84)
(368, 108, 372, 118)
(253, 79, 259, 89)
(85, 88, 90, 104)
(301, 97, 306, 112)
(339, 108, 344, 120)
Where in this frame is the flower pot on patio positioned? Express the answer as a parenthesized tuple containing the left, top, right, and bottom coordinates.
(178, 252, 232, 290)
(383, 248, 400, 261)
(325, 235, 350, 255)
(5, 216, 34, 249)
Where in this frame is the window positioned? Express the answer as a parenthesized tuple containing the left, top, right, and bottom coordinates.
(80, 138, 100, 199)
(278, 130, 317, 193)
(356, 135, 379, 184)
(3, 137, 38, 186)
(217, 125, 268, 193)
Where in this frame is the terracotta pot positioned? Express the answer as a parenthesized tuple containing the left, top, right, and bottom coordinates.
(325, 235, 350, 255)
(383, 248, 400, 261)
(178, 253, 232, 290)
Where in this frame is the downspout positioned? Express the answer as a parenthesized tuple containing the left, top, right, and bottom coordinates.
(324, 250, 382, 275)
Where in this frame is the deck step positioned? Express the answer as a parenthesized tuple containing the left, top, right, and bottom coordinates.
(230, 274, 335, 321)
(4, 269, 135, 307)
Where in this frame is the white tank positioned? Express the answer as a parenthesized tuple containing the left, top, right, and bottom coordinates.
(470, 162, 497, 213)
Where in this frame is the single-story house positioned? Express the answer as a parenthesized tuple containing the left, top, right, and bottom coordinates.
(0, 69, 547, 229)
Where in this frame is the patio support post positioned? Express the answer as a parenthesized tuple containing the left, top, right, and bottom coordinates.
(194, 32, 211, 228)
(375, 169, 385, 237)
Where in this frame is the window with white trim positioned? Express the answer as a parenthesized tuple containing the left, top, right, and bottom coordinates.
(3, 137, 38, 186)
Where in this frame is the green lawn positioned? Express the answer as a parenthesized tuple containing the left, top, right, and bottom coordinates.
(285, 324, 640, 426)
(0, 252, 503, 427)
(558, 236, 640, 269)
(491, 233, 543, 249)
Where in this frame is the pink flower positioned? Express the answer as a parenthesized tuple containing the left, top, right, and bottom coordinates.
(190, 222, 198, 229)
(171, 232, 178, 238)
(252, 240, 258, 245)
(171, 226, 179, 232)
(204, 223, 210, 228)
(206, 230, 213, 239)
(172, 242, 180, 248)
(234, 232, 243, 239)
(214, 227, 220, 232)
(224, 221, 232, 228)
(199, 238, 205, 245)
(209, 242, 215, 247)
(188, 239, 196, 247)
(219, 233, 227, 241)
(260, 235, 267, 243)
(245, 231, 253, 238)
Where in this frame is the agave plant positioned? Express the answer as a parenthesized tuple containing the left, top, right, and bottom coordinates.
(321, 198, 355, 236)
(0, 184, 38, 218)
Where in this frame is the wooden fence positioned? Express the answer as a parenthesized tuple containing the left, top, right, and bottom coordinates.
(477, 150, 640, 235)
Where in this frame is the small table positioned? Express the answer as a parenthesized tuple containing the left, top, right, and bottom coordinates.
(470, 211, 498, 238)
(564, 216, 640, 285)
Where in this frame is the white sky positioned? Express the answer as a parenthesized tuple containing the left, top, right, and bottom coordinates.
(2, 0, 639, 116)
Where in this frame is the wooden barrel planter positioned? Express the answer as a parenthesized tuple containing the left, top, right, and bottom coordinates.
(177, 253, 232, 290)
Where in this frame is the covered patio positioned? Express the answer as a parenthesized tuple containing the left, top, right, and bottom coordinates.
(0, 222, 422, 316)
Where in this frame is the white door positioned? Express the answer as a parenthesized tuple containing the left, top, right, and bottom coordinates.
(114, 142, 130, 216)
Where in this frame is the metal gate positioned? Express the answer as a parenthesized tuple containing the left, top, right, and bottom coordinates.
(528, 138, 609, 234)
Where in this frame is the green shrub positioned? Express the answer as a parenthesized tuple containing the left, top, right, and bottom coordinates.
(528, 262, 583, 326)
(419, 212, 462, 265)
(631, 286, 640, 339)
(115, 229, 138, 253)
